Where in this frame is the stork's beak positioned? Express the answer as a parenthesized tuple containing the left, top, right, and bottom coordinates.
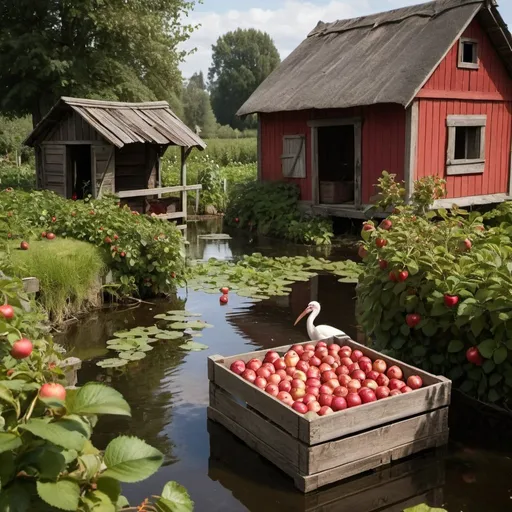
(294, 307, 311, 326)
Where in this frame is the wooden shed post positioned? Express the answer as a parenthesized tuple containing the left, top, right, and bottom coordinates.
(404, 101, 419, 202)
(181, 147, 192, 227)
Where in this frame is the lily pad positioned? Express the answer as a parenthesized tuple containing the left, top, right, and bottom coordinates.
(137, 344, 154, 352)
(119, 351, 146, 361)
(154, 331, 184, 340)
(107, 344, 137, 352)
(96, 358, 128, 368)
(166, 310, 202, 317)
(179, 341, 209, 351)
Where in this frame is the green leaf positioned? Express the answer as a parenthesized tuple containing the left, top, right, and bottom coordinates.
(0, 482, 30, 512)
(118, 351, 146, 361)
(179, 341, 209, 351)
(66, 383, 131, 417)
(477, 339, 496, 359)
(391, 338, 406, 350)
(493, 345, 508, 365)
(19, 419, 86, 452)
(447, 340, 464, 353)
(102, 436, 164, 483)
(421, 322, 437, 337)
(37, 479, 80, 511)
(470, 316, 486, 337)
(155, 331, 184, 340)
(489, 373, 502, 386)
(96, 358, 128, 368)
(0, 385, 19, 417)
(482, 359, 495, 374)
(18, 446, 67, 480)
(156, 481, 195, 512)
(0, 433, 22, 454)
(488, 388, 501, 402)
(96, 476, 121, 503)
(79, 454, 101, 480)
(0, 452, 15, 489)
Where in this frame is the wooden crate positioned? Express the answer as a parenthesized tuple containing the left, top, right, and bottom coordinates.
(207, 335, 451, 493)
(320, 181, 354, 203)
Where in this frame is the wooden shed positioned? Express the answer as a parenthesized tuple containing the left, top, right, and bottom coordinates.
(238, 0, 512, 218)
(25, 97, 206, 229)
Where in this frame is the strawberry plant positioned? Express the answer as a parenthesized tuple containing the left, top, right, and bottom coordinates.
(0, 274, 193, 511)
(0, 189, 184, 296)
(357, 173, 512, 408)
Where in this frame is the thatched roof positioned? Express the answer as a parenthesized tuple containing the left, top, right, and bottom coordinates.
(25, 97, 206, 149)
(238, 0, 512, 115)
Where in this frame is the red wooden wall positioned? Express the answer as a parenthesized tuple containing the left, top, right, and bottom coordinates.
(260, 104, 405, 204)
(416, 19, 512, 198)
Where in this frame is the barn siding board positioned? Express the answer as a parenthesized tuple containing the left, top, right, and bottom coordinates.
(47, 111, 104, 142)
(260, 104, 405, 204)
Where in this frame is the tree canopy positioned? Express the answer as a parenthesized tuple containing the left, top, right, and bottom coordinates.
(208, 29, 280, 129)
(182, 73, 217, 138)
(0, 0, 198, 124)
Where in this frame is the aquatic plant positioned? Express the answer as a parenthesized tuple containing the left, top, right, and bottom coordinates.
(0, 274, 192, 511)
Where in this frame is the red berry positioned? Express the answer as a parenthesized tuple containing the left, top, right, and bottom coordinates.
(466, 347, 483, 366)
(0, 304, 15, 320)
(11, 338, 33, 359)
(362, 223, 375, 232)
(120, 252, 126, 258)
(406, 314, 421, 328)
(379, 260, 388, 270)
(389, 271, 397, 282)
(380, 219, 392, 230)
(397, 270, 409, 282)
(444, 295, 459, 308)
(376, 238, 387, 248)
(104, 236, 112, 244)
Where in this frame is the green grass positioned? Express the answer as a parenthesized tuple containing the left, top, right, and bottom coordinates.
(9, 238, 105, 323)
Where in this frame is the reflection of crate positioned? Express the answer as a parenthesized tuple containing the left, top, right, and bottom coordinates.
(320, 181, 354, 203)
(207, 336, 451, 493)
(208, 419, 446, 512)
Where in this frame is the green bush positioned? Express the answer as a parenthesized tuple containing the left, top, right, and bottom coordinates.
(357, 173, 512, 407)
(0, 275, 192, 511)
(0, 115, 33, 163)
(0, 163, 36, 191)
(225, 181, 334, 245)
(0, 190, 184, 296)
(8, 239, 105, 322)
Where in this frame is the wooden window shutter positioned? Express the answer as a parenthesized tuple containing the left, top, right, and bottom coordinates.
(91, 145, 116, 198)
(281, 135, 306, 178)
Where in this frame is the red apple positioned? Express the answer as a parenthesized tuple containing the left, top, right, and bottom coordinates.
(338, 374, 352, 387)
(296, 360, 309, 373)
(319, 363, 332, 373)
(321, 370, 337, 382)
(293, 370, 307, 382)
(262, 362, 275, 372)
(389, 389, 402, 397)
(318, 406, 333, 416)
(308, 401, 321, 413)
(256, 367, 272, 379)
(230, 360, 246, 375)
(315, 347, 328, 359)
(291, 344, 305, 355)
(341, 357, 353, 367)
(466, 347, 483, 366)
(279, 380, 291, 393)
(20, 241, 29, 251)
(347, 379, 361, 393)
(277, 391, 294, 406)
(401, 386, 413, 394)
(366, 370, 380, 381)
(322, 355, 336, 366)
(274, 358, 287, 370)
(358, 356, 372, 365)
(284, 350, 300, 367)
(306, 378, 321, 388)
(310, 356, 322, 367)
(255, 377, 267, 389)
(276, 369, 287, 380)
(266, 383, 279, 397)
(268, 374, 281, 385)
(304, 343, 315, 352)
(407, 375, 423, 390)
(340, 346, 352, 356)
(397, 270, 409, 282)
(39, 383, 66, 401)
(10, 338, 33, 359)
(285, 367, 296, 377)
(387, 366, 403, 380)
(331, 397, 348, 411)
(326, 378, 340, 390)
(220, 286, 229, 294)
(351, 350, 364, 362)
(376, 238, 387, 248)
(350, 369, 366, 382)
(359, 360, 372, 373)
(0, 304, 14, 320)
(306, 367, 320, 379)
(406, 313, 421, 328)
(389, 379, 406, 391)
(291, 379, 305, 390)
(444, 295, 459, 308)
(219, 294, 229, 304)
(362, 379, 378, 390)
(319, 394, 333, 407)
(335, 365, 349, 376)
(319, 385, 333, 395)
(302, 393, 317, 405)
(380, 219, 392, 230)
(292, 401, 308, 414)
(379, 259, 388, 270)
(359, 388, 377, 403)
(373, 359, 387, 374)
(306, 386, 320, 397)
(264, 351, 280, 364)
(333, 386, 348, 397)
(317, 341, 327, 348)
(346, 393, 362, 408)
(375, 386, 390, 399)
(376, 374, 390, 387)
(300, 351, 312, 362)
(241, 369, 257, 384)
(329, 344, 341, 353)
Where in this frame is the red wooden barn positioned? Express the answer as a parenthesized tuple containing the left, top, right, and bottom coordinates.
(238, 0, 512, 217)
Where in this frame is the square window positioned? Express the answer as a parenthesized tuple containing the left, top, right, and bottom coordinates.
(458, 38, 479, 69)
(454, 127, 481, 160)
(446, 115, 486, 175)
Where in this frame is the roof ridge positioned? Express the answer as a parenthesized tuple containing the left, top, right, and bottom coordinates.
(309, 0, 484, 38)
(60, 97, 170, 109)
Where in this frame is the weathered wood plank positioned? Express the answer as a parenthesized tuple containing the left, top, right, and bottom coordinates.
(404, 101, 419, 202)
(116, 185, 202, 198)
(22, 277, 40, 293)
(212, 362, 301, 437)
(301, 408, 448, 474)
(210, 383, 300, 468)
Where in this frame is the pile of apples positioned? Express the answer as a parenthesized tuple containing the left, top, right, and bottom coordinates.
(229, 342, 423, 416)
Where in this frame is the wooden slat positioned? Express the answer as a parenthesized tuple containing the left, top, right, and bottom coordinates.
(68, 106, 125, 148)
(22, 277, 40, 293)
(155, 211, 185, 220)
(300, 408, 448, 474)
(212, 362, 301, 437)
(354, 120, 362, 208)
(210, 383, 300, 468)
(116, 185, 201, 198)
(404, 101, 419, 202)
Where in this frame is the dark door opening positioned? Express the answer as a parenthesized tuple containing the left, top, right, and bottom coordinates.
(318, 125, 355, 204)
(69, 145, 92, 199)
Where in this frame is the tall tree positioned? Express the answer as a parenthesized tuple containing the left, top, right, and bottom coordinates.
(0, 0, 198, 125)
(208, 29, 280, 129)
(182, 76, 217, 138)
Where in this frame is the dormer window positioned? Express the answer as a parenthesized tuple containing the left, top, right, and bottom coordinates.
(458, 38, 479, 69)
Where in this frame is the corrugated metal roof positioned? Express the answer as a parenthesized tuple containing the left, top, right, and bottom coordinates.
(25, 97, 206, 149)
(238, 0, 512, 115)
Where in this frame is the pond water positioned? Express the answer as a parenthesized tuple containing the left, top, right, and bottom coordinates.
(59, 220, 512, 512)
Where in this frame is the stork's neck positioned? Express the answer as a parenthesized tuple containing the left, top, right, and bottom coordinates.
(307, 309, 319, 340)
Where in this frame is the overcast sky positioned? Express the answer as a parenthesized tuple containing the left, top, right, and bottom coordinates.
(180, 0, 512, 78)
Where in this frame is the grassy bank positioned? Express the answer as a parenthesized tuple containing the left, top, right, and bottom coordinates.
(9, 238, 105, 322)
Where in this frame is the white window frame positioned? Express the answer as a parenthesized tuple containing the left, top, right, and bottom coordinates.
(281, 135, 306, 178)
(446, 115, 486, 176)
(458, 37, 479, 70)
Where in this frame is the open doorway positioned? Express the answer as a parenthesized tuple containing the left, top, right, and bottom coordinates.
(318, 125, 355, 205)
(69, 145, 92, 199)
